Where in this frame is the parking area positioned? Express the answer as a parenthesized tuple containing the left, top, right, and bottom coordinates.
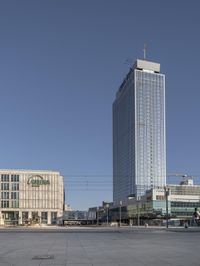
(0, 227, 199, 266)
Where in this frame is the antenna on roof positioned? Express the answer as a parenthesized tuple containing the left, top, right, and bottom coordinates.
(143, 43, 147, 60)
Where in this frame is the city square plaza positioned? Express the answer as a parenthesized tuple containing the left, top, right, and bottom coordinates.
(0, 226, 199, 266)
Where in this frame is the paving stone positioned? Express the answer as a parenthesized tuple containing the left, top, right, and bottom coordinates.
(0, 227, 199, 266)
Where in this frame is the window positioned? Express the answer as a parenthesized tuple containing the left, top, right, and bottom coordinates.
(1, 192, 9, 199)
(51, 212, 57, 224)
(1, 183, 9, 190)
(156, 195, 165, 200)
(32, 212, 39, 220)
(1, 174, 9, 182)
(171, 202, 200, 208)
(22, 212, 28, 222)
(11, 183, 19, 191)
(41, 212, 48, 224)
(1, 201, 9, 208)
(11, 201, 19, 208)
(11, 192, 19, 199)
(11, 175, 19, 182)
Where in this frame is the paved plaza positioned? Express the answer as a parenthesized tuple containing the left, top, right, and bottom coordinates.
(0, 227, 200, 266)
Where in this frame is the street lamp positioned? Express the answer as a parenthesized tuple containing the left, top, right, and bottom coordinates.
(137, 200, 140, 227)
(96, 207, 99, 226)
(164, 187, 170, 228)
(106, 204, 109, 226)
(119, 200, 122, 227)
(128, 194, 135, 226)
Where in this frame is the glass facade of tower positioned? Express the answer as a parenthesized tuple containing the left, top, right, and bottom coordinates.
(135, 69, 166, 196)
(113, 60, 166, 205)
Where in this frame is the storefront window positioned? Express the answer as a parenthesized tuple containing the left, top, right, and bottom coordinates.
(41, 212, 48, 224)
(51, 212, 57, 224)
(32, 212, 39, 223)
(22, 212, 29, 223)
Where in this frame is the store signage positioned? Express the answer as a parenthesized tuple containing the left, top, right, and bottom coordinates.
(27, 175, 50, 187)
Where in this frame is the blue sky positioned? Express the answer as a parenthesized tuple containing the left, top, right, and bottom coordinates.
(0, 0, 200, 210)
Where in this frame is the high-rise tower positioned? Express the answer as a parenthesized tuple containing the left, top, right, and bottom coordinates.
(113, 59, 166, 204)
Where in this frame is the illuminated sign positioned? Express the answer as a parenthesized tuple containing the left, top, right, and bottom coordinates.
(27, 175, 50, 187)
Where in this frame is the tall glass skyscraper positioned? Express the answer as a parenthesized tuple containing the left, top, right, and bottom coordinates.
(113, 59, 166, 205)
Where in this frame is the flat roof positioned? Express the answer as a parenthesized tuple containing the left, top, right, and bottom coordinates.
(134, 59, 160, 72)
(0, 169, 61, 175)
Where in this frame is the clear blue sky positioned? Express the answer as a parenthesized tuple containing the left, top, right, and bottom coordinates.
(0, 0, 200, 210)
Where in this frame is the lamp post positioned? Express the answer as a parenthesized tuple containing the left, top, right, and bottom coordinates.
(106, 205, 109, 226)
(128, 194, 135, 226)
(137, 200, 140, 227)
(164, 187, 170, 228)
(119, 200, 122, 227)
(96, 207, 99, 226)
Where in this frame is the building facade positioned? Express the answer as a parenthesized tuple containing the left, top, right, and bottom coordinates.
(127, 182, 200, 223)
(107, 181, 200, 226)
(113, 59, 166, 204)
(0, 169, 64, 225)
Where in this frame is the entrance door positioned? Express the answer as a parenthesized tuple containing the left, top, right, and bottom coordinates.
(51, 212, 57, 224)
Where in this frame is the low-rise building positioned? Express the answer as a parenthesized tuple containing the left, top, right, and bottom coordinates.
(0, 169, 64, 225)
(126, 180, 200, 224)
(102, 180, 200, 225)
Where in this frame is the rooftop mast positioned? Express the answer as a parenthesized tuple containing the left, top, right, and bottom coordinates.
(143, 43, 147, 60)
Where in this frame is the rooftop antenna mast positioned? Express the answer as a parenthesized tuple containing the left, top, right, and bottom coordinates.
(143, 43, 147, 60)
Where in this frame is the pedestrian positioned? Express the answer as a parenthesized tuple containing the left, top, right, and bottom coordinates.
(193, 207, 200, 226)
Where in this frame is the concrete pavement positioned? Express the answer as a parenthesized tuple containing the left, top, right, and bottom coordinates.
(0, 227, 200, 265)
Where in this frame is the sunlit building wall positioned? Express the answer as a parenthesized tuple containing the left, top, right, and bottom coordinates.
(113, 59, 166, 204)
(0, 169, 64, 225)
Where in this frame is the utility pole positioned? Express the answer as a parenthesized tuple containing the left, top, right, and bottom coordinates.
(165, 187, 170, 228)
(107, 207, 109, 226)
(137, 201, 140, 226)
(96, 207, 99, 226)
(119, 201, 122, 227)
